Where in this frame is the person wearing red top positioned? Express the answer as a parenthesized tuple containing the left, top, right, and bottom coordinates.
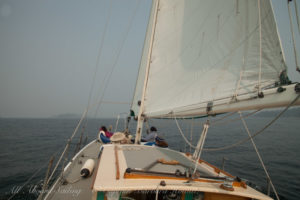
(100, 126, 113, 138)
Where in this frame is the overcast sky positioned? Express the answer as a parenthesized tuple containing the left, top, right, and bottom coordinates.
(0, 0, 152, 118)
(0, 0, 299, 118)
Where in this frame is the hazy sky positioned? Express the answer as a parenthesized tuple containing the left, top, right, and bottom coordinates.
(0, 0, 152, 118)
(0, 0, 299, 118)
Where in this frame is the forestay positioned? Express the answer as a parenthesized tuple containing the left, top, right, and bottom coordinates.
(132, 0, 287, 118)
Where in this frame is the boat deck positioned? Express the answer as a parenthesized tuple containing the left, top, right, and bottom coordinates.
(44, 142, 272, 200)
(44, 140, 102, 200)
(92, 144, 272, 200)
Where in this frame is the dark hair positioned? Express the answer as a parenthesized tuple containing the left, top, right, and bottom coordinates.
(150, 126, 157, 132)
(101, 126, 107, 132)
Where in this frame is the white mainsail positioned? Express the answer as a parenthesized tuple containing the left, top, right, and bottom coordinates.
(132, 0, 299, 118)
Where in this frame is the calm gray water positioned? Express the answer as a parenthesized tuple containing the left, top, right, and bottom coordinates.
(0, 110, 299, 200)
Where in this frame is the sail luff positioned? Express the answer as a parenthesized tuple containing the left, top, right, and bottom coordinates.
(135, 0, 160, 143)
(130, 1, 156, 118)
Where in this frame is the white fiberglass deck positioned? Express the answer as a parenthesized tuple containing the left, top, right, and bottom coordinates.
(93, 144, 272, 200)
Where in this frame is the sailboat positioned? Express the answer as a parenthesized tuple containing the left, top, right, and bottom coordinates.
(40, 0, 300, 200)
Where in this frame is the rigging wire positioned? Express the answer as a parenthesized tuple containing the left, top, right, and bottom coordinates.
(37, 1, 143, 189)
(190, 118, 194, 153)
(239, 111, 280, 200)
(47, 109, 88, 185)
(174, 93, 299, 152)
(203, 94, 300, 152)
(210, 111, 237, 125)
(174, 110, 257, 150)
(210, 110, 261, 126)
(93, 0, 142, 118)
(7, 148, 62, 200)
(74, 0, 113, 152)
(46, 2, 143, 183)
(46, 100, 131, 187)
(174, 115, 197, 149)
(7, 164, 48, 200)
(87, 0, 113, 110)
(180, 117, 192, 152)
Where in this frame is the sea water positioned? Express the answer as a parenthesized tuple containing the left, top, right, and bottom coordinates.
(0, 110, 299, 200)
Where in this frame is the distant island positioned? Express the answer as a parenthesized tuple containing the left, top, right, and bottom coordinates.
(51, 113, 115, 119)
(52, 113, 82, 119)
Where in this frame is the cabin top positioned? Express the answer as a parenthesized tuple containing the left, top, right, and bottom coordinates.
(92, 144, 272, 200)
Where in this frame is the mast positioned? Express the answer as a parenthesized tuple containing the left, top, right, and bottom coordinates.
(135, 0, 160, 144)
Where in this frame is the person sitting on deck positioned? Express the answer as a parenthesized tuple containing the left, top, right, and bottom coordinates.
(142, 126, 158, 142)
(100, 126, 114, 138)
(141, 126, 168, 147)
(98, 126, 114, 144)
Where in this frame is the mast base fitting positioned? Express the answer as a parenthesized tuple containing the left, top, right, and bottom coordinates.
(220, 183, 234, 191)
(295, 83, 300, 93)
(277, 87, 286, 93)
(258, 92, 264, 98)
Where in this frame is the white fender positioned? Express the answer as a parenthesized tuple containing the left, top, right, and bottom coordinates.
(80, 159, 95, 178)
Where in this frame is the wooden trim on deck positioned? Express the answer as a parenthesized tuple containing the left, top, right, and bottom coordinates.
(185, 153, 235, 178)
(115, 145, 120, 180)
(197, 159, 234, 178)
(123, 173, 246, 188)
